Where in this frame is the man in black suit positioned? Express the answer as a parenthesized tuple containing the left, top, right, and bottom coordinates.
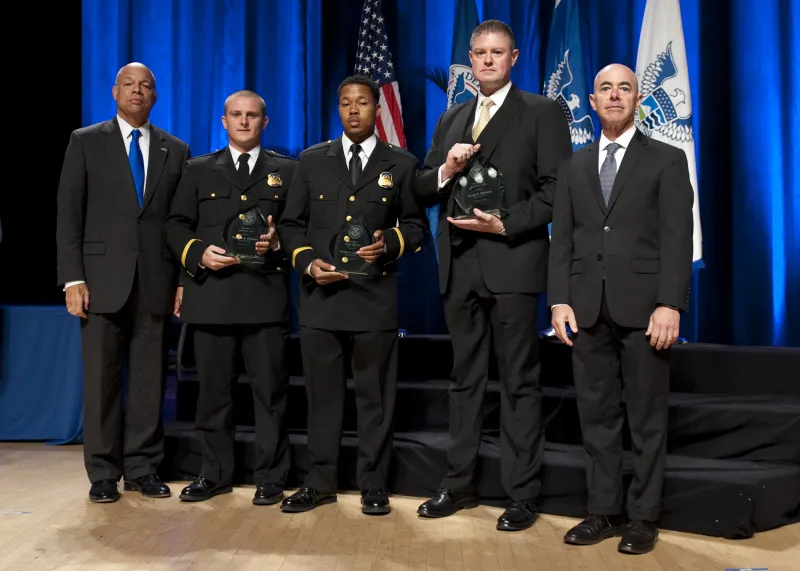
(278, 75, 427, 516)
(164, 90, 297, 505)
(56, 62, 190, 502)
(548, 64, 693, 554)
(414, 20, 572, 531)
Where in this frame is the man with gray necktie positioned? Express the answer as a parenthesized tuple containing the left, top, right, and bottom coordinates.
(547, 64, 694, 554)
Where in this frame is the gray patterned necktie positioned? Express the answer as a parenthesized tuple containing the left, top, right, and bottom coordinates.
(600, 142, 622, 206)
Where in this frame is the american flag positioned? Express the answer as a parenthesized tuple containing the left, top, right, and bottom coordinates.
(354, 0, 407, 148)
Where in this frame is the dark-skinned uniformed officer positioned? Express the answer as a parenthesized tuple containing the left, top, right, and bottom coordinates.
(278, 75, 427, 516)
(164, 90, 297, 505)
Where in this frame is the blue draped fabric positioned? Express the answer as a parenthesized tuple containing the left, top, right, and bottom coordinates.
(0, 306, 84, 444)
(79, 0, 799, 347)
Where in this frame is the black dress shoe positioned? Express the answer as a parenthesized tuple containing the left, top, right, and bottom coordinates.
(123, 474, 171, 498)
(563, 514, 625, 545)
(253, 483, 284, 506)
(89, 479, 120, 503)
(618, 520, 659, 554)
(280, 487, 337, 513)
(361, 489, 391, 515)
(417, 489, 478, 518)
(178, 477, 233, 502)
(496, 499, 539, 531)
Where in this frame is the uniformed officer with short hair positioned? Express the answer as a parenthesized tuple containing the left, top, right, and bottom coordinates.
(164, 89, 297, 505)
(278, 75, 427, 515)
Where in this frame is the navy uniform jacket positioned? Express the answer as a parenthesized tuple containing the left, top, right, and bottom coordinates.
(278, 137, 427, 331)
(164, 147, 297, 324)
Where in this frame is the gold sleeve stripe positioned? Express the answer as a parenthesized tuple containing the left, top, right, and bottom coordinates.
(392, 227, 405, 259)
(292, 246, 313, 269)
(181, 239, 201, 267)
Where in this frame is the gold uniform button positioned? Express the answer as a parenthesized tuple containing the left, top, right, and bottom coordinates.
(344, 236, 350, 242)
(239, 214, 245, 220)
(342, 256, 349, 263)
(349, 195, 355, 202)
(381, 197, 387, 203)
(274, 194, 279, 199)
(319, 194, 324, 199)
(382, 271, 387, 276)
(346, 215, 352, 222)
(210, 193, 216, 198)
(241, 195, 247, 201)
(276, 266, 282, 271)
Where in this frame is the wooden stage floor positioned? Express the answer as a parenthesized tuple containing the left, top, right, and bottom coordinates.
(1, 443, 797, 571)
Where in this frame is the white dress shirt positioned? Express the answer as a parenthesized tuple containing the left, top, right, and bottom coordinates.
(229, 144, 260, 174)
(597, 124, 637, 173)
(438, 81, 513, 188)
(342, 132, 377, 172)
(65, 116, 152, 290)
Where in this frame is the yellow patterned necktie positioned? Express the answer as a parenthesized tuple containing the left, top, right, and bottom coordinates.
(472, 97, 495, 140)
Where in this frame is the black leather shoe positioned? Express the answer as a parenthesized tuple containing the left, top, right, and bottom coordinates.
(496, 499, 539, 531)
(361, 489, 391, 515)
(123, 474, 171, 498)
(618, 520, 659, 554)
(280, 487, 337, 513)
(178, 478, 233, 502)
(89, 479, 120, 503)
(564, 514, 625, 545)
(417, 489, 478, 518)
(253, 483, 284, 506)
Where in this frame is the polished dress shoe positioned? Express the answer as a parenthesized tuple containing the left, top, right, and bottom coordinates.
(417, 489, 478, 518)
(563, 514, 625, 545)
(496, 499, 539, 531)
(618, 520, 659, 554)
(123, 474, 171, 498)
(361, 489, 391, 515)
(280, 487, 337, 513)
(253, 483, 284, 506)
(89, 479, 120, 503)
(178, 477, 233, 502)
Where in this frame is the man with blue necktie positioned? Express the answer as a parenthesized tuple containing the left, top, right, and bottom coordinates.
(56, 62, 190, 503)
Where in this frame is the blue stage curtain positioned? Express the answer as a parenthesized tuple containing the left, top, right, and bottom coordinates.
(81, 0, 799, 347)
(0, 306, 84, 444)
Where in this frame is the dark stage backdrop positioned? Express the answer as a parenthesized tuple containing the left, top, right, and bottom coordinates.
(1, 0, 796, 347)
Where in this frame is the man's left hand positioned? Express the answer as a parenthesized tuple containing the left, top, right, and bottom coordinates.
(255, 215, 279, 254)
(173, 286, 183, 318)
(646, 306, 680, 350)
(358, 230, 385, 264)
(448, 208, 504, 234)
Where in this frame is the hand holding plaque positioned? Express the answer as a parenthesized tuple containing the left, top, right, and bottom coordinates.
(452, 156, 505, 219)
(329, 215, 375, 276)
(220, 205, 268, 268)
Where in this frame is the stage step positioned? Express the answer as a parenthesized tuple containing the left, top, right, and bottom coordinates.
(162, 422, 800, 540)
(172, 375, 800, 464)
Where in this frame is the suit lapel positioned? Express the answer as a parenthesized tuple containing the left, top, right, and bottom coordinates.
(583, 141, 607, 214)
(353, 140, 393, 194)
(102, 119, 140, 210)
(325, 137, 353, 189)
(606, 129, 647, 215)
(140, 125, 168, 214)
(447, 98, 477, 150)
(212, 148, 242, 190)
(474, 86, 523, 162)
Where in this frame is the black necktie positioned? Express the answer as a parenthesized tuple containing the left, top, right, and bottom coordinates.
(237, 153, 250, 188)
(349, 144, 362, 187)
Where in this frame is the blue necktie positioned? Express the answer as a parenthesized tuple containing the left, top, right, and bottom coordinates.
(129, 129, 145, 207)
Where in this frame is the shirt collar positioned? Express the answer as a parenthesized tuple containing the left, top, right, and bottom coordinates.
(228, 144, 261, 165)
(117, 115, 150, 139)
(342, 132, 377, 158)
(476, 81, 513, 111)
(599, 124, 637, 152)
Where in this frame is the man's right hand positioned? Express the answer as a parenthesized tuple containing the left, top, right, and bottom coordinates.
(551, 304, 579, 347)
(65, 283, 90, 318)
(310, 258, 348, 285)
(441, 143, 481, 181)
(201, 245, 240, 270)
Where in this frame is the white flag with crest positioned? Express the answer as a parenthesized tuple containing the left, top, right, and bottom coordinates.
(635, 0, 703, 265)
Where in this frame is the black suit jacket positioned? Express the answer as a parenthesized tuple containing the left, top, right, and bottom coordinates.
(56, 118, 190, 315)
(278, 137, 427, 331)
(164, 147, 297, 325)
(415, 85, 572, 295)
(548, 128, 694, 329)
